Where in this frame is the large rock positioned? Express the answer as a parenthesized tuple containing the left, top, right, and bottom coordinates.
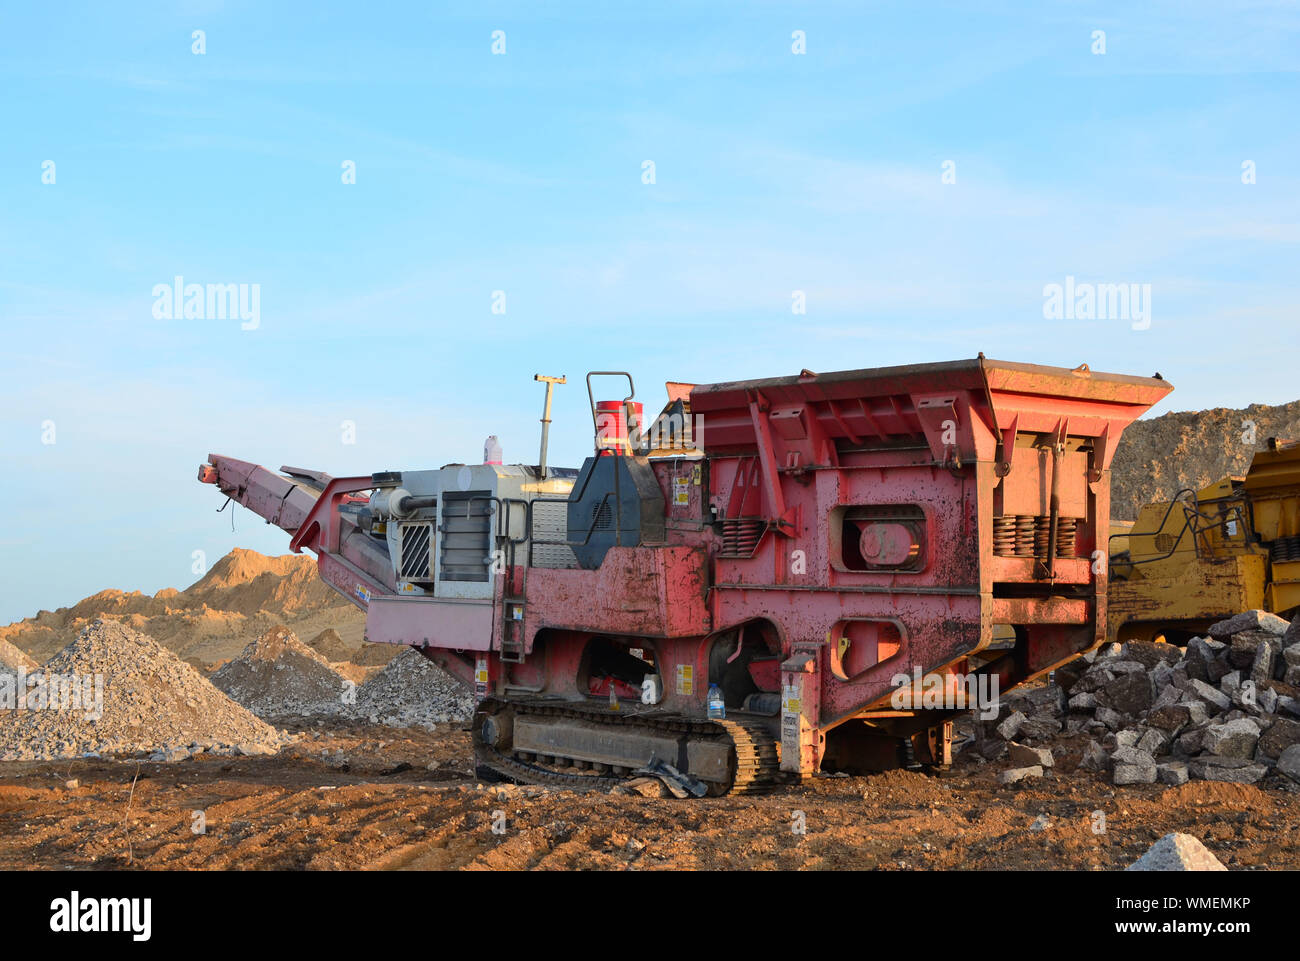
(1250, 638, 1280, 685)
(1053, 658, 1089, 693)
(1102, 672, 1154, 715)
(1126, 833, 1227, 871)
(997, 765, 1043, 785)
(1016, 714, 1063, 741)
(1182, 700, 1210, 727)
(1079, 740, 1108, 771)
(1137, 727, 1171, 756)
(1201, 718, 1261, 759)
(1124, 641, 1184, 671)
(1284, 645, 1300, 686)
(1008, 742, 1054, 768)
(1209, 610, 1289, 640)
(1257, 717, 1300, 759)
(1183, 637, 1222, 682)
(1157, 761, 1190, 786)
(995, 710, 1026, 740)
(1150, 683, 1182, 712)
(1114, 761, 1158, 785)
(1278, 744, 1300, 783)
(1228, 631, 1276, 671)
(1189, 756, 1267, 783)
(1112, 745, 1157, 784)
(1186, 679, 1230, 713)
(1095, 706, 1125, 731)
(1068, 691, 1098, 712)
(1003, 684, 1066, 718)
(1146, 704, 1191, 733)
(1074, 664, 1115, 694)
(1283, 616, 1300, 647)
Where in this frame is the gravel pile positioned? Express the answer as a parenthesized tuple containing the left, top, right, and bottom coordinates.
(1126, 833, 1227, 872)
(0, 619, 287, 761)
(0, 638, 37, 674)
(212, 626, 352, 720)
(973, 609, 1300, 789)
(351, 647, 476, 728)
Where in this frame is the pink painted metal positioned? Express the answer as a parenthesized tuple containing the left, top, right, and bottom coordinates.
(199, 357, 1172, 778)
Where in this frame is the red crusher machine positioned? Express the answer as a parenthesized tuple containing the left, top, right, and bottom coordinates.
(199, 358, 1172, 795)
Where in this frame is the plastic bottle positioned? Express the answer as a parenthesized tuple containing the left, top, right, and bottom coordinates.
(707, 683, 725, 719)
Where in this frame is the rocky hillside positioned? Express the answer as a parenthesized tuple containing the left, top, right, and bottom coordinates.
(0, 548, 368, 667)
(1111, 398, 1300, 521)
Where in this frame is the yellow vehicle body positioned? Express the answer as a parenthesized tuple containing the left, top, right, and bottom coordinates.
(1108, 439, 1300, 643)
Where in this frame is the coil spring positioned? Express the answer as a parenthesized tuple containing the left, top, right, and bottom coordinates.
(1271, 534, 1300, 562)
(992, 514, 1080, 559)
(992, 516, 1017, 555)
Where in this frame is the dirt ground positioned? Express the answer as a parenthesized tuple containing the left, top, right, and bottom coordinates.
(2, 721, 1298, 871)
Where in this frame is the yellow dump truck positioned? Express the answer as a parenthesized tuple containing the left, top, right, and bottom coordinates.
(1108, 438, 1300, 643)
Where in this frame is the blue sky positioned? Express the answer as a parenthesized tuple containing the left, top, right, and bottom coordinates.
(2, 1, 1298, 624)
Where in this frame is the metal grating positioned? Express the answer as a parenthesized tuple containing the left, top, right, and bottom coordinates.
(398, 522, 434, 581)
(530, 500, 579, 569)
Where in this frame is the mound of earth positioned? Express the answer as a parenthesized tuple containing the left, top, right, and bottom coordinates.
(0, 547, 364, 664)
(0, 619, 287, 761)
(307, 628, 354, 662)
(352, 648, 476, 728)
(212, 626, 352, 720)
(351, 642, 403, 667)
(1111, 398, 1300, 521)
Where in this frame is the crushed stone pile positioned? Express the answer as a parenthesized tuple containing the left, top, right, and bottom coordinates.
(1126, 833, 1227, 872)
(0, 638, 38, 674)
(211, 626, 352, 720)
(0, 619, 287, 761)
(971, 609, 1300, 789)
(351, 647, 476, 728)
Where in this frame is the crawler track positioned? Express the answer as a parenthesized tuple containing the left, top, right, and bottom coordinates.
(471, 697, 786, 796)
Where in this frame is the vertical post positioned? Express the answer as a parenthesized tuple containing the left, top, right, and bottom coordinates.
(534, 374, 566, 480)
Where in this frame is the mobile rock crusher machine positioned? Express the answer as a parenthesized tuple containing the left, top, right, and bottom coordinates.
(199, 358, 1171, 794)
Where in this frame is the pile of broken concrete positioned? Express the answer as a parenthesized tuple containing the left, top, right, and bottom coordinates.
(975, 610, 1300, 789)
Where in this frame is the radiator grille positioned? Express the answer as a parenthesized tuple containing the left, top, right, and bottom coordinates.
(440, 491, 493, 582)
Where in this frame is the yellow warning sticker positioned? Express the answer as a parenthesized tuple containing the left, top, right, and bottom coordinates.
(676, 664, 694, 696)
